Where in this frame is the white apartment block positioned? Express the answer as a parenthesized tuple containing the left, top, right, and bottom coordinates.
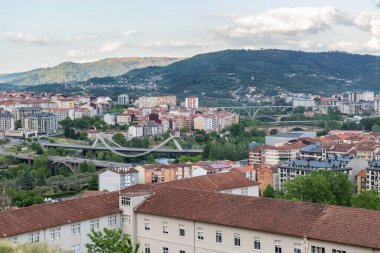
(23, 113, 58, 134)
(0, 112, 15, 130)
(128, 125, 144, 138)
(184, 96, 199, 109)
(117, 114, 132, 125)
(366, 160, 380, 192)
(118, 94, 129, 105)
(99, 167, 139, 192)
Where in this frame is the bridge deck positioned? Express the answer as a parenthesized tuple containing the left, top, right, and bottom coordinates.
(41, 142, 203, 154)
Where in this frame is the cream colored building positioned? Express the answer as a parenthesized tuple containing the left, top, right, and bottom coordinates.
(1, 179, 380, 253)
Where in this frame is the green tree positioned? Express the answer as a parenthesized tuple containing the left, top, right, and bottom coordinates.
(372, 124, 380, 132)
(15, 120, 21, 129)
(79, 161, 96, 173)
(18, 169, 35, 190)
(262, 184, 276, 198)
(112, 133, 127, 147)
(352, 189, 380, 210)
(86, 228, 140, 253)
(280, 170, 354, 206)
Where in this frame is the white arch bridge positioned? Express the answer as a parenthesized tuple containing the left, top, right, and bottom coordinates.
(41, 134, 203, 158)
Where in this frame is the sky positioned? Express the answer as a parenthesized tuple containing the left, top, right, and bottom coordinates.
(0, 0, 380, 73)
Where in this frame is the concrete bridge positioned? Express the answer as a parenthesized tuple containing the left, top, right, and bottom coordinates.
(255, 121, 325, 134)
(211, 105, 338, 117)
(0, 151, 132, 175)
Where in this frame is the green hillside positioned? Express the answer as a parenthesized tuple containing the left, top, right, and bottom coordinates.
(83, 49, 380, 97)
(0, 57, 179, 86)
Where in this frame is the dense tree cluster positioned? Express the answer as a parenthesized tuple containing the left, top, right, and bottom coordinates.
(264, 170, 380, 210)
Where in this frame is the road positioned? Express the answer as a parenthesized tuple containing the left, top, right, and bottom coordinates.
(0, 151, 133, 168)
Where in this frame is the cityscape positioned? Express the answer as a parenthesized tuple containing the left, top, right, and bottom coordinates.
(1, 1, 380, 253)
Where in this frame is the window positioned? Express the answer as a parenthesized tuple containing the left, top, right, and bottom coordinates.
(72, 244, 81, 253)
(311, 246, 325, 253)
(254, 237, 261, 250)
(121, 196, 131, 206)
(179, 224, 185, 237)
(294, 243, 302, 253)
(144, 219, 150, 231)
(163, 222, 169, 234)
(90, 219, 99, 230)
(234, 233, 241, 247)
(71, 224, 81, 235)
(145, 243, 151, 253)
(123, 215, 131, 225)
(9, 237, 17, 244)
(108, 215, 117, 226)
(163, 247, 169, 253)
(216, 230, 222, 243)
(28, 232, 40, 244)
(50, 227, 61, 240)
(197, 228, 204, 240)
(275, 240, 282, 253)
(241, 187, 248, 195)
(332, 250, 346, 253)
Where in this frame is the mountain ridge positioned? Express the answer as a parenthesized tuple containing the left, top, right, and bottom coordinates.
(0, 57, 180, 86)
(80, 49, 380, 97)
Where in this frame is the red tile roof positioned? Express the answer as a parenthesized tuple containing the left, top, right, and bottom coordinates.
(158, 172, 257, 191)
(307, 205, 380, 249)
(0, 192, 119, 237)
(136, 186, 325, 238)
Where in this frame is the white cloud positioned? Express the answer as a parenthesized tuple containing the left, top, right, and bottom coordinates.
(119, 30, 138, 36)
(354, 12, 380, 38)
(67, 50, 86, 57)
(99, 41, 125, 53)
(66, 34, 98, 41)
(0, 32, 51, 45)
(328, 37, 380, 53)
(142, 40, 206, 50)
(217, 7, 350, 38)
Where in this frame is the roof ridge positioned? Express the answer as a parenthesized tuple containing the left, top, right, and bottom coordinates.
(304, 204, 328, 239)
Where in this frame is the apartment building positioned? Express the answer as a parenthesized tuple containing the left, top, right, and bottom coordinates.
(14, 106, 42, 122)
(248, 143, 306, 165)
(0, 112, 15, 130)
(278, 157, 352, 189)
(99, 167, 139, 191)
(23, 113, 58, 134)
(184, 96, 199, 109)
(366, 160, 380, 192)
(128, 125, 143, 138)
(44, 108, 71, 123)
(118, 94, 129, 106)
(135, 164, 189, 184)
(117, 113, 133, 125)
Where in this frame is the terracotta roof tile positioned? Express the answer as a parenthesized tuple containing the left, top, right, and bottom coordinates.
(158, 172, 257, 191)
(0, 192, 119, 237)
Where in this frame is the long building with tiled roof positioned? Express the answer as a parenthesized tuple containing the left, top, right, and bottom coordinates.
(1, 179, 380, 252)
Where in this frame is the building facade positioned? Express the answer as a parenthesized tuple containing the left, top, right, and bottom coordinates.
(118, 94, 129, 106)
(24, 113, 58, 134)
(0, 112, 15, 130)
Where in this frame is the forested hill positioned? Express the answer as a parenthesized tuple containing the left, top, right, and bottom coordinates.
(0, 57, 179, 86)
(83, 49, 380, 97)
